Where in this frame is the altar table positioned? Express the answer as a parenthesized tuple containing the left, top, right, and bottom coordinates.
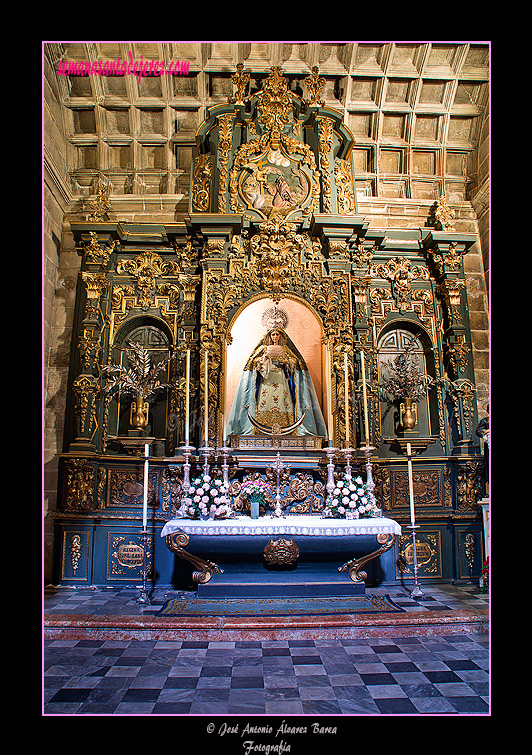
(161, 515, 401, 597)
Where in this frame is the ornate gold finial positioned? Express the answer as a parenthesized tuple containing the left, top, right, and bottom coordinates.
(305, 66, 325, 106)
(434, 195, 456, 231)
(230, 62, 251, 105)
(87, 181, 111, 221)
(255, 67, 294, 133)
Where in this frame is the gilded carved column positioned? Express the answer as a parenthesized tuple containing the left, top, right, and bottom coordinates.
(423, 224, 478, 453)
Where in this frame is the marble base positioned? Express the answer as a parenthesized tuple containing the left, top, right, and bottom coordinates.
(44, 608, 488, 642)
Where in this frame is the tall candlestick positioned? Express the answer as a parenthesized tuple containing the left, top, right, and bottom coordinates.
(326, 346, 334, 444)
(344, 351, 349, 448)
(185, 349, 190, 446)
(360, 349, 370, 446)
(142, 443, 149, 531)
(204, 350, 209, 445)
(406, 442, 415, 526)
(406, 441, 424, 598)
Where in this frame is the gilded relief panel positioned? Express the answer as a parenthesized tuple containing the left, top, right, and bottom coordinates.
(61, 530, 90, 581)
(396, 530, 442, 579)
(108, 533, 153, 581)
(106, 468, 159, 509)
(390, 468, 444, 511)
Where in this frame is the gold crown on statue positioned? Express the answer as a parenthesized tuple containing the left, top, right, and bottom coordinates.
(262, 305, 289, 332)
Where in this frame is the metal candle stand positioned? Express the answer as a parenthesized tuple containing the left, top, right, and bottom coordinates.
(220, 441, 230, 487)
(136, 446, 152, 605)
(325, 444, 337, 502)
(199, 445, 214, 478)
(136, 528, 151, 605)
(180, 444, 195, 492)
(271, 451, 287, 518)
(405, 443, 424, 599)
(407, 523, 424, 598)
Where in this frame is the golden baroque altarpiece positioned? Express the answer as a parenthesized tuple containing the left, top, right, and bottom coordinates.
(53, 68, 486, 587)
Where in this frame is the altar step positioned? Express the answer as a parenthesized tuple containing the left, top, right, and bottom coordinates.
(197, 562, 365, 598)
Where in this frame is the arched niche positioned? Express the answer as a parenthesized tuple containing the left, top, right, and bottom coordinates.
(376, 321, 437, 441)
(224, 296, 328, 436)
(108, 315, 174, 439)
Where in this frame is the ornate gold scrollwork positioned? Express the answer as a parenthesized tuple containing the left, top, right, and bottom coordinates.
(334, 158, 356, 215)
(456, 460, 484, 511)
(338, 533, 396, 584)
(192, 153, 213, 212)
(165, 530, 224, 584)
(116, 251, 180, 309)
(82, 231, 118, 267)
(72, 375, 99, 438)
(434, 195, 456, 231)
(64, 458, 95, 511)
(370, 257, 429, 312)
(304, 66, 325, 107)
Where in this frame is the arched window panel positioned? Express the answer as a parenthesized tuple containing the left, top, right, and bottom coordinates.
(377, 324, 437, 440)
(107, 319, 173, 441)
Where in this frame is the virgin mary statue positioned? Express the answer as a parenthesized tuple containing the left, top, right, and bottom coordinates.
(226, 310, 327, 439)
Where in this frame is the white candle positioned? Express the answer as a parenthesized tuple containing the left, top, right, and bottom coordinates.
(204, 350, 209, 445)
(327, 346, 334, 444)
(344, 351, 349, 449)
(406, 442, 415, 526)
(360, 350, 370, 446)
(142, 443, 149, 531)
(185, 349, 190, 446)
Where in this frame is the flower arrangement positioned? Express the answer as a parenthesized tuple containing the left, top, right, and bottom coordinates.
(178, 474, 233, 519)
(480, 557, 489, 593)
(240, 479, 272, 500)
(379, 343, 434, 402)
(323, 474, 379, 519)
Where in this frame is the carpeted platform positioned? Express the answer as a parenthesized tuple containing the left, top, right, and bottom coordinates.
(158, 594, 404, 617)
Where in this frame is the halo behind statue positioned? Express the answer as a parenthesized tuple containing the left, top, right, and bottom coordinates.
(262, 305, 289, 332)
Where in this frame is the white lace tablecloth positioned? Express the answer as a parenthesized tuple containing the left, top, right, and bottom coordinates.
(161, 514, 401, 538)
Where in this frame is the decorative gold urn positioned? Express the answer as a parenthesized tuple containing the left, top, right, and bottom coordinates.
(399, 397, 417, 430)
(130, 392, 149, 430)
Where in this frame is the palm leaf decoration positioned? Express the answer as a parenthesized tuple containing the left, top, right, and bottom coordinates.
(102, 340, 171, 400)
(380, 343, 434, 402)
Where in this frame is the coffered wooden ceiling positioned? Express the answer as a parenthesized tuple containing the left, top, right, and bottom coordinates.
(45, 42, 489, 213)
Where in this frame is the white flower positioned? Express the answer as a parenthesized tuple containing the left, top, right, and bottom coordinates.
(349, 501, 356, 508)
(215, 479, 222, 487)
(338, 506, 345, 514)
(337, 481, 344, 488)
(355, 477, 363, 485)
(201, 495, 209, 503)
(360, 496, 368, 505)
(349, 484, 356, 492)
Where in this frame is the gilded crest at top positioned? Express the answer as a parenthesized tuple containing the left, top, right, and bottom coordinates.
(255, 66, 295, 134)
(193, 65, 357, 218)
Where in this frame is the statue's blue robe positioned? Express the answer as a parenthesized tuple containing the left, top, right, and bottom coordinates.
(226, 364, 327, 439)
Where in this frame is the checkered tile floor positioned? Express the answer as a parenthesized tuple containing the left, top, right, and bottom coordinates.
(43, 584, 489, 715)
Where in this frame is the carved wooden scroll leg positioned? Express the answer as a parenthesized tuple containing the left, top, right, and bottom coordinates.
(165, 531, 224, 584)
(338, 533, 396, 584)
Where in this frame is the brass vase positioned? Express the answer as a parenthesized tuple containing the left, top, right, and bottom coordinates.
(400, 397, 417, 430)
(130, 392, 149, 430)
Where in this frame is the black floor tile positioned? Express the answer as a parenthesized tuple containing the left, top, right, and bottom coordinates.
(360, 672, 398, 685)
(375, 697, 419, 714)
